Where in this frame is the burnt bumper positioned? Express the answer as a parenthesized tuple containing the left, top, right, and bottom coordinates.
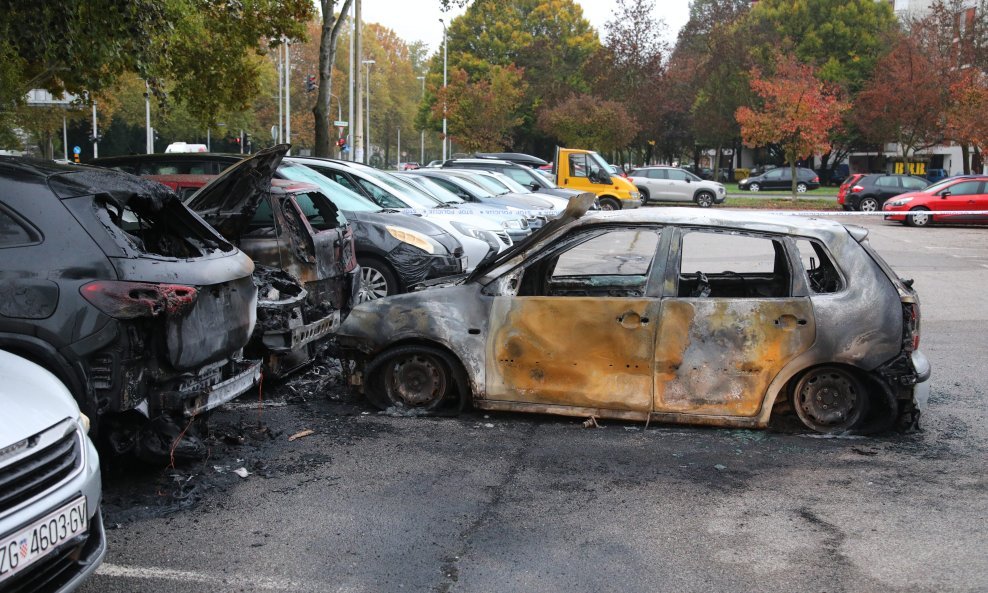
(157, 358, 261, 417)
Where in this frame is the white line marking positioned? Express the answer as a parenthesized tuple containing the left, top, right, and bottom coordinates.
(96, 563, 340, 592)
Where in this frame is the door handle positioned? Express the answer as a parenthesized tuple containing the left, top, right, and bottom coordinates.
(774, 314, 807, 329)
(617, 312, 649, 328)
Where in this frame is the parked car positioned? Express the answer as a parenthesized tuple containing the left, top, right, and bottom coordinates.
(552, 147, 642, 210)
(0, 351, 105, 592)
(183, 146, 360, 377)
(883, 175, 988, 227)
(337, 196, 930, 435)
(472, 152, 549, 167)
(738, 167, 821, 192)
(837, 173, 867, 208)
(682, 164, 729, 182)
(92, 152, 233, 175)
(94, 151, 467, 303)
(818, 163, 850, 187)
(0, 157, 260, 460)
(424, 160, 444, 168)
(628, 166, 726, 207)
(441, 158, 583, 200)
(447, 168, 570, 212)
(926, 168, 949, 183)
(838, 174, 930, 211)
(400, 162, 420, 171)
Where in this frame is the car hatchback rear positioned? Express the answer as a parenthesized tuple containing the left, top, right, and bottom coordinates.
(0, 158, 260, 460)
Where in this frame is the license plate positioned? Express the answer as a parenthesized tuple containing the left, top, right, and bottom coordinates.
(0, 497, 88, 583)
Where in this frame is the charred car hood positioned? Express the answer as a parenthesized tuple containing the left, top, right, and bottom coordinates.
(468, 192, 596, 280)
(186, 144, 289, 238)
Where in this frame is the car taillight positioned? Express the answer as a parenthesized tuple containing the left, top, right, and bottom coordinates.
(851, 185, 864, 193)
(902, 301, 920, 352)
(80, 280, 198, 319)
(811, 176, 819, 183)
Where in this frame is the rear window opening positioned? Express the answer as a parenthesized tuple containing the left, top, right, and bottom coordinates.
(96, 194, 231, 258)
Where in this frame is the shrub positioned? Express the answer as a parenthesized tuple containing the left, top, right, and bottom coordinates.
(734, 168, 750, 182)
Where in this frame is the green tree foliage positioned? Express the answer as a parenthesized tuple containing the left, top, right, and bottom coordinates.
(746, 0, 898, 92)
(537, 94, 639, 152)
(432, 66, 528, 153)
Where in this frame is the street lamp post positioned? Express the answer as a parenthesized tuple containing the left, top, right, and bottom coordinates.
(362, 59, 375, 165)
(416, 75, 425, 164)
(439, 18, 448, 162)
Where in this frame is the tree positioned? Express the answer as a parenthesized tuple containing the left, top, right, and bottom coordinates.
(736, 53, 846, 199)
(431, 66, 527, 153)
(313, 0, 354, 157)
(853, 33, 947, 172)
(537, 94, 639, 152)
(946, 70, 988, 171)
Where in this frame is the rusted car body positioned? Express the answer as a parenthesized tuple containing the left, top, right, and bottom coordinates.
(337, 196, 931, 433)
(0, 157, 260, 459)
(185, 146, 359, 377)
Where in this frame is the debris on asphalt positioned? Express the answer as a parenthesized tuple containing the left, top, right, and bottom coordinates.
(714, 464, 727, 471)
(583, 416, 600, 428)
(233, 467, 250, 478)
(288, 429, 315, 442)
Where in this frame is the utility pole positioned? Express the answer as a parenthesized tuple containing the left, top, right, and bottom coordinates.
(397, 127, 401, 170)
(277, 45, 283, 144)
(353, 0, 364, 164)
(364, 60, 375, 165)
(417, 75, 425, 163)
(348, 1, 355, 161)
(440, 19, 448, 162)
(284, 38, 291, 154)
(145, 81, 153, 153)
(91, 102, 98, 159)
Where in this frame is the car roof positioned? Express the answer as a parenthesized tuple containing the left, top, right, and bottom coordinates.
(92, 152, 243, 164)
(444, 158, 515, 166)
(568, 208, 854, 241)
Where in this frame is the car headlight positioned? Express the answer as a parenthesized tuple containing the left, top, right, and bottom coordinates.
(79, 413, 91, 434)
(502, 218, 525, 230)
(386, 225, 436, 254)
(450, 221, 489, 240)
(740, 178, 749, 184)
(630, 191, 640, 199)
(888, 197, 914, 207)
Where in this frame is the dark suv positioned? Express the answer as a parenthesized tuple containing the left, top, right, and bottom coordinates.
(838, 174, 930, 211)
(0, 157, 260, 459)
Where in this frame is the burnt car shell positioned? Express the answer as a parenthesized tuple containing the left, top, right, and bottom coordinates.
(186, 145, 359, 377)
(0, 157, 260, 457)
(337, 198, 930, 434)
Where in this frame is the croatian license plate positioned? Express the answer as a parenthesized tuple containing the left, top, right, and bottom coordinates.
(0, 497, 88, 583)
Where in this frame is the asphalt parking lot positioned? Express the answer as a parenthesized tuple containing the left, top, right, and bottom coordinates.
(80, 213, 988, 593)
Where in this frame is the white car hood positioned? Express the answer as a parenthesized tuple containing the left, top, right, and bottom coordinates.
(0, 351, 80, 444)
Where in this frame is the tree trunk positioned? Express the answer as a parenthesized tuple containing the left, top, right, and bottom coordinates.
(790, 161, 798, 201)
(961, 143, 971, 174)
(313, 0, 354, 157)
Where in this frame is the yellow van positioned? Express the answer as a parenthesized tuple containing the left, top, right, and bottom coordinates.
(554, 147, 641, 210)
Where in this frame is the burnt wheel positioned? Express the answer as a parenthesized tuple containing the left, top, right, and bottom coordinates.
(356, 257, 397, 303)
(906, 206, 931, 227)
(368, 346, 460, 412)
(792, 366, 867, 433)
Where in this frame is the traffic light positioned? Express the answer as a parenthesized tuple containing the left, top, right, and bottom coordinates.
(305, 74, 317, 92)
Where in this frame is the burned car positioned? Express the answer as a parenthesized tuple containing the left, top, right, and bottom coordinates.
(0, 157, 260, 459)
(185, 146, 359, 377)
(338, 195, 931, 434)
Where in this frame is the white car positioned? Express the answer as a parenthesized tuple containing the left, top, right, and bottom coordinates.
(628, 166, 727, 207)
(0, 350, 105, 591)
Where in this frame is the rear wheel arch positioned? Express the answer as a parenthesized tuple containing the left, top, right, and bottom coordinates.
(773, 363, 895, 433)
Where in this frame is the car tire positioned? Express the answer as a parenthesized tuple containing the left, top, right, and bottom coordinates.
(749, 183, 760, 192)
(356, 257, 398, 302)
(906, 206, 931, 227)
(858, 196, 879, 212)
(637, 187, 650, 203)
(792, 366, 868, 434)
(796, 182, 808, 193)
(599, 197, 621, 211)
(694, 191, 715, 208)
(365, 345, 464, 412)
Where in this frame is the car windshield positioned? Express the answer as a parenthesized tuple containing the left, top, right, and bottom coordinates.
(446, 174, 497, 198)
(921, 178, 961, 193)
(278, 162, 382, 212)
(362, 169, 442, 208)
(398, 175, 465, 205)
(495, 174, 532, 194)
(465, 174, 511, 195)
(587, 151, 613, 178)
(685, 170, 702, 182)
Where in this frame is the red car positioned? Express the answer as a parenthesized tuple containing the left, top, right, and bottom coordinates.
(837, 173, 866, 209)
(883, 175, 988, 226)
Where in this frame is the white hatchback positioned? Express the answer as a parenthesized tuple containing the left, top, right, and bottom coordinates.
(0, 351, 105, 592)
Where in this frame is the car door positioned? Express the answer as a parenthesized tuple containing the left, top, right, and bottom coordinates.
(664, 169, 693, 202)
(486, 227, 663, 414)
(874, 175, 900, 205)
(936, 180, 986, 223)
(636, 169, 666, 200)
(652, 228, 816, 417)
(761, 168, 785, 189)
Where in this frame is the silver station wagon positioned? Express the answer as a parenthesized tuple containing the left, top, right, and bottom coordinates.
(337, 196, 930, 434)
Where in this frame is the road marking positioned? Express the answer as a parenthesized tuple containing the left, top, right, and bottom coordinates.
(96, 563, 342, 592)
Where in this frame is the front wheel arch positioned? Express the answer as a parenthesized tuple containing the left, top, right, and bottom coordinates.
(363, 340, 471, 413)
(598, 195, 622, 210)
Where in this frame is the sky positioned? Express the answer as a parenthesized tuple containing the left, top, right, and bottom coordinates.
(360, 0, 692, 53)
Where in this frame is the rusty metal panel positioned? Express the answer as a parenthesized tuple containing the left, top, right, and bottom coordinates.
(486, 296, 659, 411)
(654, 298, 815, 416)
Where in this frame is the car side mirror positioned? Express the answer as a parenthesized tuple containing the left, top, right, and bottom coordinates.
(529, 182, 540, 191)
(940, 191, 951, 198)
(685, 177, 691, 183)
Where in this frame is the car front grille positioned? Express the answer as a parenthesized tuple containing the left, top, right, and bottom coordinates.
(0, 423, 82, 515)
(494, 231, 512, 245)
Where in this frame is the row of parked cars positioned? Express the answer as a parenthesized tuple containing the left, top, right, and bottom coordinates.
(837, 172, 988, 226)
